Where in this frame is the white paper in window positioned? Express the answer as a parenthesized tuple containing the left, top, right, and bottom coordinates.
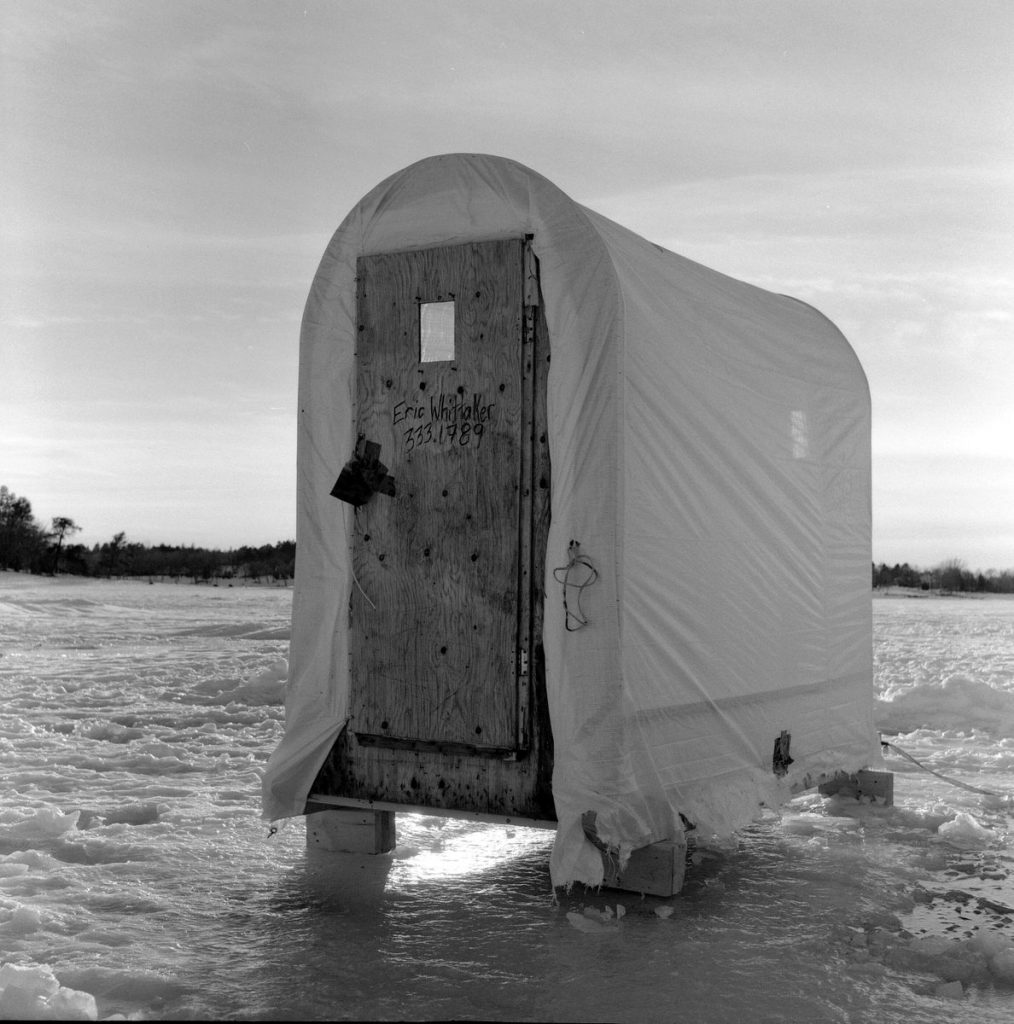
(420, 301, 455, 362)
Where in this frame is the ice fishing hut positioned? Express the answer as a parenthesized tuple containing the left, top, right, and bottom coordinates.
(262, 153, 882, 893)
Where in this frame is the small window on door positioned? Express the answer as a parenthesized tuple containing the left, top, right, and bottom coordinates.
(420, 301, 455, 362)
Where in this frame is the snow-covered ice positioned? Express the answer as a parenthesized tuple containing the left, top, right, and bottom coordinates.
(1, 575, 1013, 1021)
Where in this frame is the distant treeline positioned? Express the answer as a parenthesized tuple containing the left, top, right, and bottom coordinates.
(872, 560, 1014, 594)
(4, 484, 1013, 592)
(58, 537, 296, 584)
(0, 484, 294, 582)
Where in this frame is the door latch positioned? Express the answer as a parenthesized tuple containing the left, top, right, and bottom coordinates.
(330, 438, 396, 507)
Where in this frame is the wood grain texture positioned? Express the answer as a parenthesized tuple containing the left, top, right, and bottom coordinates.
(352, 239, 524, 748)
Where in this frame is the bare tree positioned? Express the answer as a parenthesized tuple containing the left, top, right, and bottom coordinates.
(50, 516, 82, 574)
(105, 531, 127, 577)
(938, 557, 967, 593)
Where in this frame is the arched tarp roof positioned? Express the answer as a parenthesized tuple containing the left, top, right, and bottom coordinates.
(263, 154, 879, 888)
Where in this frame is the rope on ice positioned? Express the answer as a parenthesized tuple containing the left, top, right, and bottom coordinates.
(881, 739, 1004, 798)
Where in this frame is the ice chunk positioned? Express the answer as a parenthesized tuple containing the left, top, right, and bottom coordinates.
(0, 963, 97, 1019)
(47, 985, 98, 1020)
(0, 987, 49, 1018)
(909, 935, 956, 957)
(101, 802, 162, 826)
(0, 963, 60, 997)
(3, 904, 44, 934)
(968, 931, 1011, 958)
(934, 980, 963, 1000)
(0, 962, 98, 1019)
(990, 948, 1014, 982)
(567, 910, 608, 933)
(9, 807, 81, 837)
(938, 811, 996, 848)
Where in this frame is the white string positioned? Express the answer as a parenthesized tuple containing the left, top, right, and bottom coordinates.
(882, 740, 1004, 798)
(350, 567, 377, 610)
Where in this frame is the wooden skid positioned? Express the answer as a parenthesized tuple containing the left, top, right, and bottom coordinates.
(600, 837, 688, 898)
(306, 807, 397, 854)
(818, 768, 894, 806)
(581, 812, 688, 897)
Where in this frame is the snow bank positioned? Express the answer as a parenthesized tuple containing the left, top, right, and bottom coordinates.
(877, 673, 1014, 736)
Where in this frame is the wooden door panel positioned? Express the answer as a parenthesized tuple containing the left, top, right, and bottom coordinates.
(350, 239, 525, 752)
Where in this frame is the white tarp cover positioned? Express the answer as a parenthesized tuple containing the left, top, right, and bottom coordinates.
(262, 153, 880, 888)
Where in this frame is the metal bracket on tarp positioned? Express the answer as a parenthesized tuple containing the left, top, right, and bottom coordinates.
(330, 439, 396, 507)
(772, 729, 794, 776)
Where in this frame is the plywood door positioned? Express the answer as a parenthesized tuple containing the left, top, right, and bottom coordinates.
(350, 238, 527, 755)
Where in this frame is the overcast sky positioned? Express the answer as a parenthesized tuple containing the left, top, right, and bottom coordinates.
(3, 0, 1012, 570)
